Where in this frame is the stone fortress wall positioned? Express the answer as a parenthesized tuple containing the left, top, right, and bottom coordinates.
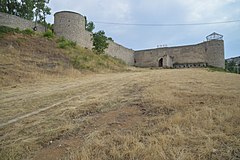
(107, 41, 134, 65)
(0, 12, 45, 32)
(134, 40, 225, 69)
(54, 11, 134, 65)
(52, 11, 226, 68)
(0, 11, 224, 68)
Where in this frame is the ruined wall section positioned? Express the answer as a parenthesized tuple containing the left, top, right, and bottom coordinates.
(0, 12, 44, 32)
(106, 41, 134, 65)
(54, 11, 93, 49)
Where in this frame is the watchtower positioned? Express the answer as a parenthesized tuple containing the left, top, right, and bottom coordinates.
(54, 11, 93, 48)
(205, 32, 225, 68)
(54, 11, 85, 43)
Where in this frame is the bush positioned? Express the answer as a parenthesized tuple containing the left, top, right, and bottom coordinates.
(57, 37, 76, 49)
(225, 60, 240, 74)
(0, 26, 20, 37)
(43, 30, 54, 38)
(21, 29, 34, 35)
(92, 30, 109, 54)
(0, 26, 37, 37)
(15, 27, 21, 33)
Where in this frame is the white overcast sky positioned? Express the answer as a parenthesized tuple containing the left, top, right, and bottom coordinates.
(47, 0, 240, 58)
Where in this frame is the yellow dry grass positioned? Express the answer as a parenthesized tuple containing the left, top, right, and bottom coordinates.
(0, 33, 128, 87)
(0, 69, 240, 160)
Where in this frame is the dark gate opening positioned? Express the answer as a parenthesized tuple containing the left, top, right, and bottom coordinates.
(159, 58, 163, 67)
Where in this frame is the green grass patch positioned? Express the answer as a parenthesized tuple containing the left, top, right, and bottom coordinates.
(0, 26, 20, 37)
(64, 47, 127, 72)
(43, 30, 54, 39)
(0, 26, 36, 37)
(21, 29, 35, 35)
(57, 37, 76, 49)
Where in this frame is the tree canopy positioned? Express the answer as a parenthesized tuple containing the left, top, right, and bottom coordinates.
(225, 60, 239, 74)
(92, 30, 109, 54)
(86, 21, 95, 32)
(0, 0, 51, 23)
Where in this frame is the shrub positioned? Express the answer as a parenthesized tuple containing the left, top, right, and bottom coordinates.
(0, 26, 20, 37)
(21, 29, 34, 35)
(85, 21, 95, 32)
(43, 30, 54, 38)
(92, 30, 109, 54)
(71, 55, 92, 70)
(0, 26, 37, 37)
(57, 37, 76, 49)
(15, 27, 21, 33)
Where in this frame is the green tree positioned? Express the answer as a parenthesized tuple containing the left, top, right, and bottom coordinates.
(0, 0, 20, 16)
(226, 60, 237, 73)
(92, 30, 109, 54)
(34, 0, 51, 24)
(0, 0, 51, 23)
(107, 37, 114, 42)
(18, 0, 35, 20)
(86, 21, 95, 32)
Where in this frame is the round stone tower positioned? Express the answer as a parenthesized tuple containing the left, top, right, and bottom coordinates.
(54, 11, 85, 43)
(205, 33, 225, 69)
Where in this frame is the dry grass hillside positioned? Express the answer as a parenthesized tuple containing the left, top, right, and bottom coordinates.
(0, 68, 239, 160)
(0, 27, 240, 160)
(0, 27, 127, 87)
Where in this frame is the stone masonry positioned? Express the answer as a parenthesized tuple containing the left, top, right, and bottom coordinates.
(0, 11, 225, 68)
(0, 12, 45, 32)
(54, 11, 93, 49)
(134, 40, 225, 69)
(53, 11, 134, 65)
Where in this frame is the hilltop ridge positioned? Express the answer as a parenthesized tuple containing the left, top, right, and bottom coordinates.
(226, 56, 240, 64)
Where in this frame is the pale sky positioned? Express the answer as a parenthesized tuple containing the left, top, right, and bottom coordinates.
(47, 0, 240, 58)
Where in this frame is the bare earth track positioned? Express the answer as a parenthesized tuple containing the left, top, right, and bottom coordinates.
(0, 69, 240, 160)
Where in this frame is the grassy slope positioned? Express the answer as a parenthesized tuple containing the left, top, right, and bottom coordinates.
(1, 27, 239, 160)
(0, 28, 127, 87)
(0, 69, 239, 160)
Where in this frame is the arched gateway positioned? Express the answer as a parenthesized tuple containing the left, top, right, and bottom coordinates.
(158, 58, 163, 67)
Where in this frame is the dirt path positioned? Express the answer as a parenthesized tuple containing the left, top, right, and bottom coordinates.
(0, 96, 81, 127)
(0, 71, 145, 127)
(0, 72, 139, 124)
(1, 69, 240, 160)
